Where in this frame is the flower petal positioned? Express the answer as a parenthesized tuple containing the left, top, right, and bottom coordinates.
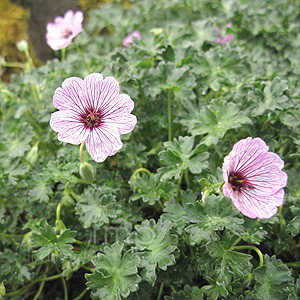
(229, 187, 284, 219)
(82, 73, 104, 110)
(53, 77, 85, 115)
(96, 76, 120, 113)
(50, 111, 89, 145)
(103, 114, 137, 135)
(85, 124, 123, 163)
(222, 137, 287, 219)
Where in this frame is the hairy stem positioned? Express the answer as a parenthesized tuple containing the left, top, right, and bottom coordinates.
(73, 41, 91, 73)
(234, 245, 264, 268)
(79, 141, 85, 164)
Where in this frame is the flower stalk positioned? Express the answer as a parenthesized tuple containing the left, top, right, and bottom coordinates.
(73, 41, 91, 73)
(234, 245, 264, 268)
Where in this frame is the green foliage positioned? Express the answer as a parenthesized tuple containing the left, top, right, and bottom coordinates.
(86, 242, 141, 300)
(31, 224, 76, 261)
(158, 136, 209, 180)
(253, 255, 295, 300)
(75, 185, 121, 228)
(128, 219, 178, 285)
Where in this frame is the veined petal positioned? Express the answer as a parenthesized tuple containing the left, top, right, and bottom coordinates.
(53, 77, 85, 115)
(222, 137, 287, 219)
(103, 114, 137, 135)
(82, 73, 104, 111)
(50, 111, 89, 145)
(96, 77, 120, 113)
(229, 187, 284, 219)
(85, 125, 123, 163)
(103, 94, 135, 117)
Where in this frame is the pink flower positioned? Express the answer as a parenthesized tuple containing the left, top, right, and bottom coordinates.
(123, 31, 141, 48)
(46, 10, 83, 50)
(215, 24, 233, 44)
(50, 73, 137, 163)
(216, 33, 233, 44)
(222, 137, 288, 219)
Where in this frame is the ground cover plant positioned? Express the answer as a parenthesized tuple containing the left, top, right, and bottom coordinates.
(1, 0, 300, 299)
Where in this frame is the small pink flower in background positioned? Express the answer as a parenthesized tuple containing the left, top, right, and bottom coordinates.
(46, 10, 83, 50)
(50, 73, 137, 163)
(123, 31, 141, 48)
(222, 137, 287, 219)
(215, 23, 233, 44)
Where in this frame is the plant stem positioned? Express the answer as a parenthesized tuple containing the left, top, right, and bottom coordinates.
(234, 245, 264, 268)
(33, 281, 45, 300)
(61, 276, 68, 300)
(157, 282, 164, 300)
(0, 232, 23, 238)
(168, 89, 172, 142)
(74, 288, 88, 300)
(176, 169, 185, 197)
(61, 47, 66, 63)
(2, 61, 26, 69)
(201, 182, 224, 205)
(31, 83, 39, 109)
(184, 168, 190, 188)
(56, 202, 63, 222)
(132, 167, 152, 178)
(73, 41, 91, 73)
(79, 141, 85, 164)
(5, 269, 62, 297)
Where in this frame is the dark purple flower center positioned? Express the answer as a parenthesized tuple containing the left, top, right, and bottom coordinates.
(82, 109, 103, 129)
(62, 29, 72, 38)
(229, 171, 254, 192)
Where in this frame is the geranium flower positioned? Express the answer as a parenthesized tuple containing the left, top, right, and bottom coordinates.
(222, 137, 287, 219)
(123, 31, 141, 47)
(50, 73, 137, 163)
(215, 23, 232, 44)
(46, 10, 83, 50)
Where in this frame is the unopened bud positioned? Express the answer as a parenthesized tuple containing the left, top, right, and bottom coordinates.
(55, 219, 66, 235)
(150, 28, 165, 35)
(16, 39, 29, 52)
(79, 162, 95, 184)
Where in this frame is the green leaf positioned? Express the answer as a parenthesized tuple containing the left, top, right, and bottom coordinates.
(86, 242, 141, 300)
(129, 219, 178, 285)
(253, 255, 294, 300)
(32, 224, 76, 261)
(130, 173, 176, 205)
(75, 185, 121, 228)
(179, 100, 251, 146)
(206, 232, 253, 278)
(184, 196, 244, 244)
(28, 172, 53, 202)
(162, 190, 197, 233)
(201, 276, 229, 300)
(1, 124, 35, 159)
(251, 77, 291, 116)
(158, 136, 208, 180)
(165, 284, 204, 300)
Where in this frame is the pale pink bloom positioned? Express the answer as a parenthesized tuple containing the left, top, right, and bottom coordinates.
(46, 10, 83, 50)
(222, 137, 287, 219)
(123, 31, 141, 48)
(215, 24, 233, 43)
(50, 73, 137, 163)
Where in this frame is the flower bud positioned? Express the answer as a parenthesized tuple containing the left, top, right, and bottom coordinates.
(16, 39, 29, 52)
(55, 219, 66, 235)
(79, 162, 95, 184)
